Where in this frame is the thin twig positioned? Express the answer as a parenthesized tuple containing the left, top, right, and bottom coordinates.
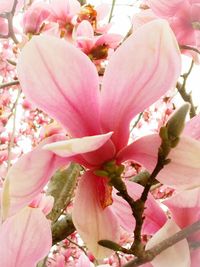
(108, 0, 116, 23)
(115, 252, 122, 267)
(130, 112, 143, 133)
(180, 45, 200, 55)
(0, 80, 19, 89)
(123, 220, 200, 267)
(66, 237, 88, 256)
(7, 89, 21, 170)
(0, 0, 19, 44)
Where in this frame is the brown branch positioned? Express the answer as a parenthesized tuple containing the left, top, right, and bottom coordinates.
(0, 80, 19, 89)
(66, 237, 88, 255)
(176, 60, 196, 118)
(123, 220, 200, 267)
(0, 0, 19, 44)
(180, 45, 200, 55)
(52, 214, 76, 245)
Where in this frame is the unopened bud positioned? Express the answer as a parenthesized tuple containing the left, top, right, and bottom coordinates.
(166, 103, 190, 139)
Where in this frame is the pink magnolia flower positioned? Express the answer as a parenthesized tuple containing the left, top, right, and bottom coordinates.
(16, 19, 188, 258)
(48, 0, 80, 38)
(77, 3, 111, 34)
(146, 0, 200, 48)
(23, 2, 51, 35)
(15, 19, 200, 259)
(75, 20, 122, 62)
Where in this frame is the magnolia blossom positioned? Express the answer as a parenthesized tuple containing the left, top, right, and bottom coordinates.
(23, 2, 51, 35)
(48, 0, 80, 37)
(77, 3, 111, 33)
(146, 0, 200, 48)
(12, 19, 200, 262)
(75, 20, 122, 61)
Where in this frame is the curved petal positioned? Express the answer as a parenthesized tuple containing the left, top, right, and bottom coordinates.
(132, 9, 158, 31)
(0, 207, 52, 267)
(163, 188, 200, 231)
(50, 0, 80, 23)
(112, 181, 166, 234)
(17, 35, 101, 138)
(147, 0, 183, 17)
(191, 249, 200, 267)
(75, 20, 94, 53)
(76, 20, 94, 39)
(117, 134, 200, 189)
(164, 190, 200, 267)
(1, 135, 69, 220)
(100, 20, 181, 151)
(95, 33, 122, 49)
(72, 171, 120, 259)
(146, 219, 190, 267)
(43, 132, 113, 157)
(76, 253, 94, 267)
(184, 114, 200, 140)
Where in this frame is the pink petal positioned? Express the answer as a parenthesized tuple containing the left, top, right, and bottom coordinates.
(17, 35, 101, 138)
(76, 20, 94, 39)
(43, 132, 113, 157)
(72, 171, 120, 259)
(30, 194, 54, 215)
(163, 188, 200, 241)
(50, 0, 80, 23)
(191, 249, 200, 267)
(76, 254, 93, 267)
(146, 219, 191, 267)
(132, 9, 158, 31)
(0, 207, 52, 267)
(1, 135, 69, 219)
(0, 17, 8, 36)
(117, 134, 200, 189)
(112, 181, 166, 234)
(75, 20, 94, 53)
(171, 16, 196, 46)
(100, 20, 181, 151)
(184, 114, 200, 140)
(147, 0, 183, 17)
(95, 33, 122, 49)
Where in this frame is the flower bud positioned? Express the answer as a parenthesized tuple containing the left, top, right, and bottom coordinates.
(166, 103, 190, 139)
